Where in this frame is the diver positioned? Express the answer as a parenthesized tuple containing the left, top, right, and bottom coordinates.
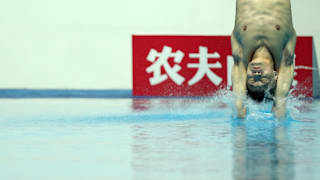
(231, 0, 296, 118)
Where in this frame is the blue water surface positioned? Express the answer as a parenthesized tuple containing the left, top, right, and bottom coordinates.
(0, 92, 319, 180)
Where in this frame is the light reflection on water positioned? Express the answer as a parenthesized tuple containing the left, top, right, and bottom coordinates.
(0, 94, 319, 180)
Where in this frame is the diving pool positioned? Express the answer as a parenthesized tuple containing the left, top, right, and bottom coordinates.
(0, 92, 319, 180)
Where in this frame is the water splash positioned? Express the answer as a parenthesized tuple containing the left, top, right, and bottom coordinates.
(217, 87, 315, 125)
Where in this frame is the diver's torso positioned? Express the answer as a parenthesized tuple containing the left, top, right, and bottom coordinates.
(234, 0, 295, 69)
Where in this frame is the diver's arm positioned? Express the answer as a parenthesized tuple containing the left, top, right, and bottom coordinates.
(232, 63, 247, 118)
(273, 32, 296, 118)
(231, 32, 247, 118)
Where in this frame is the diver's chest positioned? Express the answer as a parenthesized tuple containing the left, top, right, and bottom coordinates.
(238, 27, 288, 48)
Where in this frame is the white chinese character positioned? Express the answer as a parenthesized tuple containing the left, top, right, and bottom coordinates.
(146, 46, 185, 86)
(188, 46, 222, 86)
(227, 55, 234, 89)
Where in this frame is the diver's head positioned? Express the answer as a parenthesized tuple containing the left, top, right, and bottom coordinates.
(246, 46, 278, 101)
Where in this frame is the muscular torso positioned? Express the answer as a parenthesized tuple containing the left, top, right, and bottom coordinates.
(233, 0, 295, 70)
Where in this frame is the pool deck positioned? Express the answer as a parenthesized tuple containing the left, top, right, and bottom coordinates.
(0, 89, 318, 99)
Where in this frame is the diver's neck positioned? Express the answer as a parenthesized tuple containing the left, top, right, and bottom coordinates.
(252, 46, 273, 61)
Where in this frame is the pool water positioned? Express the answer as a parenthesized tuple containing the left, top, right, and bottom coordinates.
(0, 92, 319, 180)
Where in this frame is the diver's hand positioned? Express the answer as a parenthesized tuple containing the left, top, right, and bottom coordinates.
(272, 98, 287, 119)
(236, 99, 247, 119)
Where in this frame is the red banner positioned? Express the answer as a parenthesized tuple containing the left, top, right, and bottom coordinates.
(132, 36, 313, 97)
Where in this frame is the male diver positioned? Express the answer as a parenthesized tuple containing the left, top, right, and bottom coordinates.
(231, 0, 296, 118)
